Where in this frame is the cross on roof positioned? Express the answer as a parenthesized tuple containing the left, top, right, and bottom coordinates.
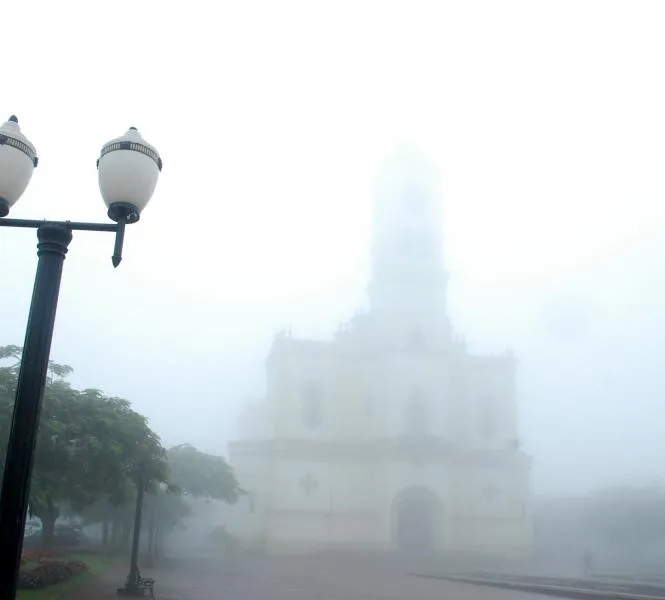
(299, 474, 319, 495)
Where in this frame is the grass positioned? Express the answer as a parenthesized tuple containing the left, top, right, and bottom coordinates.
(16, 552, 118, 600)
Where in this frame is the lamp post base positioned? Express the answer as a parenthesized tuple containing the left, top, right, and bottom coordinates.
(116, 585, 147, 597)
(116, 568, 155, 597)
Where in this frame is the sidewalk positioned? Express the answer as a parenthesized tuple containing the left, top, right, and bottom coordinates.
(64, 561, 129, 600)
(60, 552, 558, 600)
(64, 561, 163, 600)
(63, 558, 212, 600)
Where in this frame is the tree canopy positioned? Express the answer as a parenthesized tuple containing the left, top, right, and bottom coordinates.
(166, 444, 241, 502)
(0, 345, 241, 548)
(0, 345, 170, 545)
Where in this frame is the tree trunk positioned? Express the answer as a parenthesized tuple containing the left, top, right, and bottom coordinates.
(110, 516, 118, 548)
(154, 525, 163, 560)
(121, 516, 132, 550)
(38, 500, 60, 549)
(102, 515, 109, 548)
(146, 505, 155, 565)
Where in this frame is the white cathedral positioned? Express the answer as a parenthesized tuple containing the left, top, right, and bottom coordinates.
(226, 150, 533, 555)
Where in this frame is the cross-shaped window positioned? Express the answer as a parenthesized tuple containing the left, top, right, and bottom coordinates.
(299, 474, 319, 495)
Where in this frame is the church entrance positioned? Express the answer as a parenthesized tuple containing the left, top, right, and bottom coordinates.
(392, 487, 442, 554)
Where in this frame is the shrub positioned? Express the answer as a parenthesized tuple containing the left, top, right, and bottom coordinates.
(20, 550, 56, 564)
(18, 560, 87, 589)
(210, 525, 239, 553)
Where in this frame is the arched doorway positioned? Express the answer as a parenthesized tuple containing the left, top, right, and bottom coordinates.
(391, 486, 442, 554)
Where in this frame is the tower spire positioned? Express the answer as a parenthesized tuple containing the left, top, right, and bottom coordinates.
(368, 147, 447, 314)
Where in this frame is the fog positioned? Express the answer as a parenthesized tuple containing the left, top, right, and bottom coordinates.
(3, 0, 665, 541)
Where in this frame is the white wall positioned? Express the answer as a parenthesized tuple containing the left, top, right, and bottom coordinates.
(466, 353, 519, 450)
(227, 442, 271, 545)
(230, 307, 529, 554)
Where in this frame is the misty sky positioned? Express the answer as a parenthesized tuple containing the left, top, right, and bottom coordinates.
(2, 1, 665, 496)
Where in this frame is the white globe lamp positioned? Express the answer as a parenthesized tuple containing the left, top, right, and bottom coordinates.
(97, 127, 162, 224)
(0, 116, 38, 217)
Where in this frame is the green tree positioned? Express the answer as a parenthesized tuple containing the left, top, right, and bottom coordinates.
(0, 345, 21, 467)
(31, 386, 168, 546)
(166, 444, 241, 502)
(140, 445, 241, 563)
(0, 345, 169, 547)
(143, 486, 191, 563)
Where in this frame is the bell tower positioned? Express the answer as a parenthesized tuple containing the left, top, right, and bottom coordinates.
(367, 147, 451, 349)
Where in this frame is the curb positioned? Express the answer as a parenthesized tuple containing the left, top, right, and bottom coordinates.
(409, 574, 665, 600)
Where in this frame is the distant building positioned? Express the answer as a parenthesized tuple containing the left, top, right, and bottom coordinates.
(228, 149, 533, 555)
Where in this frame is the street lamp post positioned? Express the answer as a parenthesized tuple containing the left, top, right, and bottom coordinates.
(123, 464, 147, 596)
(0, 116, 162, 600)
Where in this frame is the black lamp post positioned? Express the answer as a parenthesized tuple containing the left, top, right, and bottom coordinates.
(120, 464, 147, 596)
(0, 116, 162, 600)
(118, 462, 170, 597)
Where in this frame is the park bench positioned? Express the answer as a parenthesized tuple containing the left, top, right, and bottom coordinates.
(136, 575, 155, 598)
(117, 574, 156, 597)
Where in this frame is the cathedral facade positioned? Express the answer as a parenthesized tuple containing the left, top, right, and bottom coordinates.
(227, 151, 533, 555)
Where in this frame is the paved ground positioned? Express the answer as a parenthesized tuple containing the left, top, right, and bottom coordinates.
(80, 553, 556, 600)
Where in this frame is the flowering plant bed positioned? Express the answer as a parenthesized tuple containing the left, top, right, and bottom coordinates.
(20, 550, 57, 564)
(18, 557, 88, 589)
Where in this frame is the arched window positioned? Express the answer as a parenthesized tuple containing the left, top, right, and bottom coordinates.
(478, 396, 498, 439)
(301, 382, 323, 428)
(407, 328, 426, 351)
(404, 391, 428, 435)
